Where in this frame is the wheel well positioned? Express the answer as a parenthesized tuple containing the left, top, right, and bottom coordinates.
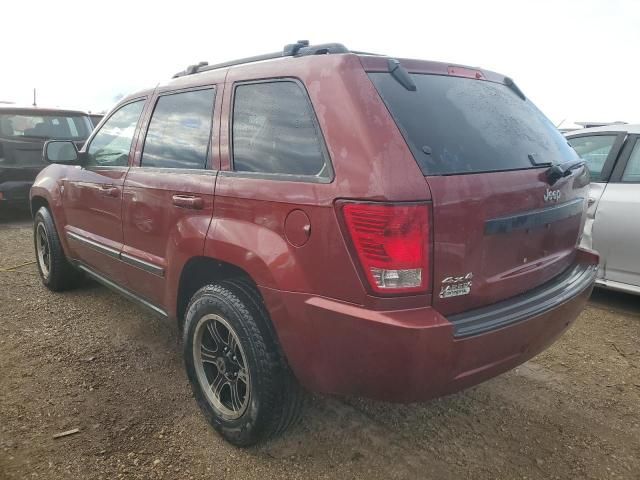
(31, 196, 49, 217)
(176, 257, 256, 330)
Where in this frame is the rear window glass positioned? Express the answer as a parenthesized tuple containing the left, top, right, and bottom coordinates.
(369, 73, 578, 175)
(567, 135, 617, 181)
(0, 113, 91, 141)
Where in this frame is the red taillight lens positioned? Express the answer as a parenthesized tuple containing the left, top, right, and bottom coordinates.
(342, 202, 431, 294)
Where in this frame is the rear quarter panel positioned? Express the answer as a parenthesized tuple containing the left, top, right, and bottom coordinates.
(204, 54, 431, 306)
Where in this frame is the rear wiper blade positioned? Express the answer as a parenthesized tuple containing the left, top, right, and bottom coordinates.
(545, 159, 586, 185)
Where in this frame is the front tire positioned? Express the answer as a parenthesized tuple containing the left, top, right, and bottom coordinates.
(183, 281, 304, 446)
(33, 207, 80, 291)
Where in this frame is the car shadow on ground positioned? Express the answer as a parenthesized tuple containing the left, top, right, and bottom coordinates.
(0, 207, 32, 228)
(589, 287, 640, 317)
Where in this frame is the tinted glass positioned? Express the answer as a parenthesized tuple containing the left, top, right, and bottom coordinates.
(141, 89, 215, 169)
(0, 113, 91, 140)
(369, 73, 579, 175)
(232, 81, 328, 177)
(87, 100, 145, 167)
(622, 140, 640, 182)
(567, 135, 617, 181)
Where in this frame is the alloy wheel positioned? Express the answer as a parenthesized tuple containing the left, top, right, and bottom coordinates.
(193, 314, 250, 419)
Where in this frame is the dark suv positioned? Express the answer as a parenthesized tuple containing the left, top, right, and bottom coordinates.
(1, 106, 92, 208)
(30, 41, 598, 446)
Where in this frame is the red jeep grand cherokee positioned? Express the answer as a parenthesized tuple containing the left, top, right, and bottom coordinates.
(30, 41, 598, 446)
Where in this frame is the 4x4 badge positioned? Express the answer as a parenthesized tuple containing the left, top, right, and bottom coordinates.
(439, 273, 473, 299)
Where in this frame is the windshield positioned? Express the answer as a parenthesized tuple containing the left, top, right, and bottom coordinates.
(369, 72, 578, 175)
(0, 113, 92, 141)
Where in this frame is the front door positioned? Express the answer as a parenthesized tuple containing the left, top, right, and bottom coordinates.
(120, 87, 219, 309)
(593, 135, 640, 289)
(62, 99, 147, 283)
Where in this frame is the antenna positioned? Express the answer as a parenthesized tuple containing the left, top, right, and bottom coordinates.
(32, 88, 37, 107)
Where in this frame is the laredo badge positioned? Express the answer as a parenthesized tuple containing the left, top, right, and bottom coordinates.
(439, 273, 473, 299)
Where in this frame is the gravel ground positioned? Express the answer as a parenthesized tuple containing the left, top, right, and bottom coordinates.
(1, 212, 639, 480)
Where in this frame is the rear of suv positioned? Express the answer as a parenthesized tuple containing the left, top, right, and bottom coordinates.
(30, 41, 598, 446)
(1, 106, 92, 209)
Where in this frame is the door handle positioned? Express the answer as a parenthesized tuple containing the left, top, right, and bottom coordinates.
(172, 194, 204, 209)
(100, 185, 120, 197)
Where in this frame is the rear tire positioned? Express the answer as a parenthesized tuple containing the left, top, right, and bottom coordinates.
(183, 281, 304, 446)
(33, 207, 81, 291)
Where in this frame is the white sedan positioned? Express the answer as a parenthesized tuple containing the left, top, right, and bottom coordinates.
(566, 124, 640, 295)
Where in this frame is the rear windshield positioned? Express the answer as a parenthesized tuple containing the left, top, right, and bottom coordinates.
(0, 113, 92, 141)
(369, 72, 577, 175)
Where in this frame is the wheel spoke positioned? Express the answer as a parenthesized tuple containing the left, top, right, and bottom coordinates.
(237, 367, 249, 385)
(206, 321, 227, 349)
(230, 381, 243, 412)
(228, 333, 238, 356)
(200, 344, 218, 364)
(210, 371, 228, 397)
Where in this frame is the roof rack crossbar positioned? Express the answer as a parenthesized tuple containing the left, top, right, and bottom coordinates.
(172, 41, 351, 78)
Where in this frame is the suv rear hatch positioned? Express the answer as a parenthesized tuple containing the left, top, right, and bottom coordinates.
(365, 58, 589, 315)
(1, 111, 91, 196)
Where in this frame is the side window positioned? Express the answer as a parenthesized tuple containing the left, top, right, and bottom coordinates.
(232, 81, 328, 177)
(141, 88, 215, 169)
(622, 140, 640, 182)
(87, 100, 145, 167)
(567, 135, 617, 181)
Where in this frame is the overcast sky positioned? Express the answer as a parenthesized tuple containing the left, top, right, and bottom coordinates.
(2, 0, 638, 128)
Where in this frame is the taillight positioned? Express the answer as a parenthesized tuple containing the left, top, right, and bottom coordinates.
(342, 202, 431, 294)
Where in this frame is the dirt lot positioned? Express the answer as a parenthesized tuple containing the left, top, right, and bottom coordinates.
(1, 212, 639, 480)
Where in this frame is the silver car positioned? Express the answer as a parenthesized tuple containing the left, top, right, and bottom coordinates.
(566, 125, 640, 295)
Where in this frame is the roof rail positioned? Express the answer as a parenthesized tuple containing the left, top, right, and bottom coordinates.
(172, 41, 350, 78)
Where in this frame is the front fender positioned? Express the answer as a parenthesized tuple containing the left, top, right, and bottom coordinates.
(30, 165, 70, 254)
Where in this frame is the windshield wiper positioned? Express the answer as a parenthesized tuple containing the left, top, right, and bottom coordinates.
(528, 153, 586, 185)
(545, 159, 586, 185)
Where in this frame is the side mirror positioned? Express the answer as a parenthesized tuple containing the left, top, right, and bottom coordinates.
(43, 140, 80, 164)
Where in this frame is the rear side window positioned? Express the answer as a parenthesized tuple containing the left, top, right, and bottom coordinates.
(567, 135, 617, 181)
(369, 73, 578, 176)
(141, 88, 215, 169)
(232, 81, 329, 178)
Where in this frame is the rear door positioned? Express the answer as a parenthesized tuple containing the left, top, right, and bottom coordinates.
(120, 86, 219, 308)
(592, 135, 640, 289)
(368, 68, 589, 315)
(567, 132, 627, 249)
(62, 99, 147, 284)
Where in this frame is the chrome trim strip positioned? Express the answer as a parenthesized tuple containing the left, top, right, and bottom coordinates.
(87, 166, 129, 172)
(76, 262, 168, 319)
(120, 252, 165, 277)
(67, 231, 165, 277)
(67, 231, 120, 258)
(128, 166, 217, 176)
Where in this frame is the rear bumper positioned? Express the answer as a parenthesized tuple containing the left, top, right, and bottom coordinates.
(262, 248, 598, 402)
